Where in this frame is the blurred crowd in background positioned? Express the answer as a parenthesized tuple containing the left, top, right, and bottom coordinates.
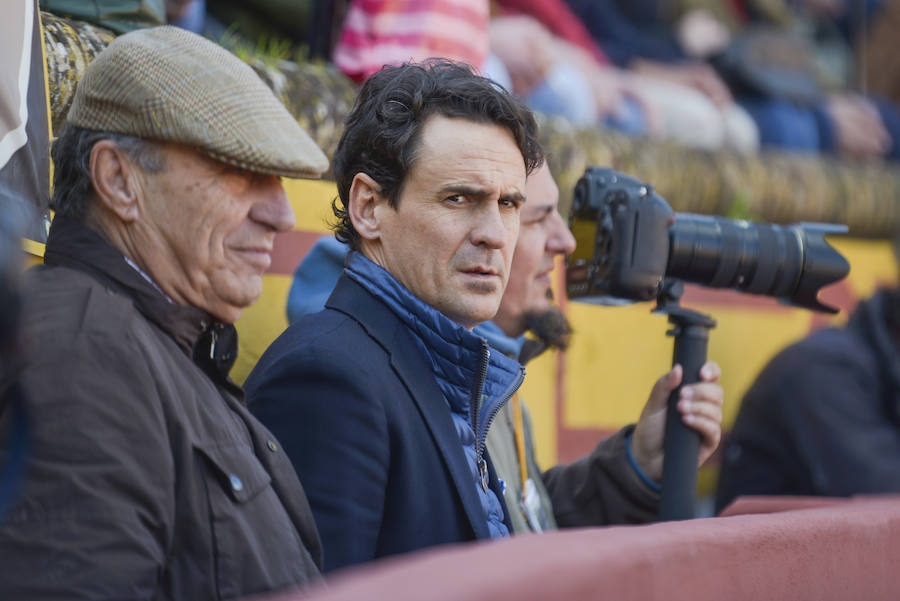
(46, 0, 900, 162)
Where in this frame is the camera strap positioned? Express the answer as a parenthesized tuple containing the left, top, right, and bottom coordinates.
(511, 393, 551, 532)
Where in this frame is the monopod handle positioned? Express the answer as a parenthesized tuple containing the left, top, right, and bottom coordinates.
(658, 320, 709, 521)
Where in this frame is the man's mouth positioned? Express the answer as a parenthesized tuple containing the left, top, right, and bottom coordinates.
(461, 266, 499, 278)
(233, 247, 273, 271)
(535, 268, 554, 284)
(536, 261, 557, 284)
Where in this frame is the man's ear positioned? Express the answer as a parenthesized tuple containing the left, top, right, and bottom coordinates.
(89, 140, 142, 223)
(348, 172, 389, 241)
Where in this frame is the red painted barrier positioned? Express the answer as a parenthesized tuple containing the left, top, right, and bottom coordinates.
(248, 496, 900, 601)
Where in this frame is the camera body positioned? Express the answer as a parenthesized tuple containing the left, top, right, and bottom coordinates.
(566, 167, 850, 313)
(567, 168, 671, 302)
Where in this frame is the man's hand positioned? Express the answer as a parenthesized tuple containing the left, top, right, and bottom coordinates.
(677, 9, 731, 59)
(826, 93, 891, 160)
(631, 59, 733, 108)
(630, 362, 723, 482)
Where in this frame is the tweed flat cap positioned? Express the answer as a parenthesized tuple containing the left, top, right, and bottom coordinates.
(67, 26, 328, 179)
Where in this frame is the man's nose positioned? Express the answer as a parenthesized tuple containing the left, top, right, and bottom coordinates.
(251, 176, 296, 232)
(470, 204, 511, 249)
(547, 211, 576, 255)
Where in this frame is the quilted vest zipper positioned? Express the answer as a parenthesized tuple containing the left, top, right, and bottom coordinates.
(469, 342, 490, 491)
(469, 340, 525, 491)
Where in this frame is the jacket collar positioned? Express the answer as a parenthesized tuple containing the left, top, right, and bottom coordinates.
(474, 321, 524, 359)
(43, 217, 239, 387)
(343, 251, 522, 414)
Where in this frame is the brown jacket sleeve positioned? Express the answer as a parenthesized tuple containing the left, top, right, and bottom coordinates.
(542, 425, 660, 527)
(0, 324, 174, 600)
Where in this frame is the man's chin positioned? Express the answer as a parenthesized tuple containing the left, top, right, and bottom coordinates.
(446, 298, 502, 330)
(208, 305, 244, 324)
(206, 284, 261, 323)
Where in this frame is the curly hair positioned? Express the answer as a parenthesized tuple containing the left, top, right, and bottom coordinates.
(331, 59, 543, 250)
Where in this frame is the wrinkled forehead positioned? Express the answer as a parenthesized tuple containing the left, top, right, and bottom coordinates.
(409, 115, 527, 187)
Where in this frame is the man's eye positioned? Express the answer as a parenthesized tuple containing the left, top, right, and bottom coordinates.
(223, 165, 265, 183)
(523, 210, 552, 225)
(445, 194, 466, 205)
(500, 197, 521, 210)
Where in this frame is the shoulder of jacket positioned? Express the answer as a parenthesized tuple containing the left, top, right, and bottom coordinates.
(281, 306, 398, 358)
(22, 264, 150, 347)
(779, 326, 871, 371)
(248, 307, 409, 399)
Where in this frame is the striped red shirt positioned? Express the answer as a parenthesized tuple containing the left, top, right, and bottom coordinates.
(334, 0, 490, 82)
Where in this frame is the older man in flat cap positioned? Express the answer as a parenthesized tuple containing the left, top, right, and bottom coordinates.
(0, 26, 328, 600)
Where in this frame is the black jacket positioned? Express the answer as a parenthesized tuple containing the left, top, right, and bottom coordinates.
(0, 218, 322, 600)
(716, 289, 900, 512)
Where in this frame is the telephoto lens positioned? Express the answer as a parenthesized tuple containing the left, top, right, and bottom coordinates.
(566, 167, 850, 312)
(668, 215, 850, 313)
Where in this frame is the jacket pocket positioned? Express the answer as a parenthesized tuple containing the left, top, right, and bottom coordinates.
(196, 443, 272, 504)
(195, 443, 289, 599)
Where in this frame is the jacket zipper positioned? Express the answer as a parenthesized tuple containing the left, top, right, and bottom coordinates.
(209, 325, 218, 359)
(469, 342, 490, 491)
(477, 367, 524, 489)
(469, 340, 525, 492)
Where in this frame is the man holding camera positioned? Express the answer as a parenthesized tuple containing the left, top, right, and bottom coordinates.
(0, 26, 329, 599)
(479, 162, 724, 532)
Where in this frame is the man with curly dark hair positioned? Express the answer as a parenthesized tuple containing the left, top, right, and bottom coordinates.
(246, 59, 543, 571)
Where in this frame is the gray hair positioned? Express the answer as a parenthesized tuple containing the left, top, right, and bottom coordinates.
(50, 124, 165, 222)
